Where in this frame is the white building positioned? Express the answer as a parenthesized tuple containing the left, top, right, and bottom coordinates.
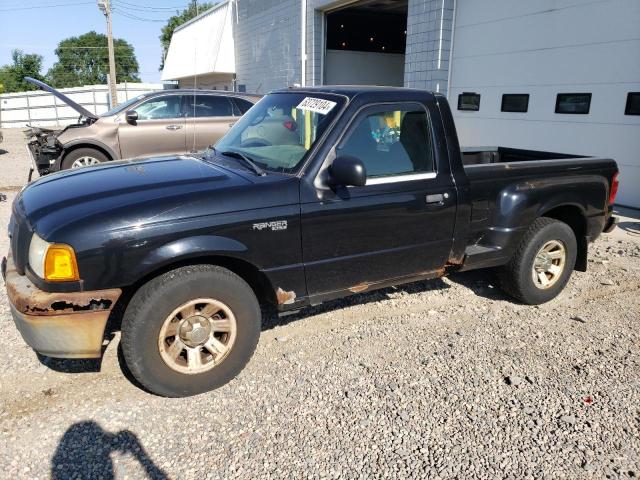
(161, 1, 236, 90)
(447, 0, 640, 209)
(163, 0, 640, 207)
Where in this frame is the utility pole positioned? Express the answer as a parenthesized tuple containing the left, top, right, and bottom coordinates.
(98, 0, 118, 107)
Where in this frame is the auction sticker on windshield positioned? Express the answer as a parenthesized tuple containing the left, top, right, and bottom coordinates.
(296, 97, 337, 115)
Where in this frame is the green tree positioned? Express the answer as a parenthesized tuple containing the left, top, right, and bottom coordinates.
(0, 50, 45, 93)
(159, 0, 214, 70)
(46, 31, 140, 88)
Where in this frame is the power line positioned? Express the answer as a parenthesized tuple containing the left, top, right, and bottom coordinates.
(0, 43, 157, 49)
(0, 1, 93, 11)
(112, 1, 189, 11)
(113, 9, 169, 22)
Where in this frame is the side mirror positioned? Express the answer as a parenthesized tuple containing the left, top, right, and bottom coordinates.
(329, 155, 367, 187)
(125, 110, 138, 125)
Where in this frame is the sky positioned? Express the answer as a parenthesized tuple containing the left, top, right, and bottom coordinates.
(0, 0, 211, 83)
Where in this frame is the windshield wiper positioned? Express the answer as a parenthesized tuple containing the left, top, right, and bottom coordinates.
(218, 149, 266, 176)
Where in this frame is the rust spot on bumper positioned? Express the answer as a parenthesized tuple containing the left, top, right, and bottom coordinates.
(3, 253, 121, 358)
(4, 254, 121, 316)
(276, 287, 296, 305)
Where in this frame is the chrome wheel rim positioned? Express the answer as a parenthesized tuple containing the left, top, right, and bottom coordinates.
(71, 156, 101, 168)
(158, 298, 237, 375)
(532, 240, 566, 289)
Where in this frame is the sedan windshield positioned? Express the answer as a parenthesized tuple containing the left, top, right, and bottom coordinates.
(215, 92, 344, 173)
(101, 95, 146, 117)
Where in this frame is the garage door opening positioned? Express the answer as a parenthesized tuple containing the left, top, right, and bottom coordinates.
(324, 0, 408, 87)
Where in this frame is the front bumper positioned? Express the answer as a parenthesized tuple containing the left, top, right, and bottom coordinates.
(2, 253, 121, 358)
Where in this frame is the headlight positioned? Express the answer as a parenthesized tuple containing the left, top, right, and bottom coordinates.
(28, 233, 80, 281)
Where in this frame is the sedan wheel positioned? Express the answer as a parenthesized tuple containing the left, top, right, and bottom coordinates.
(71, 156, 101, 168)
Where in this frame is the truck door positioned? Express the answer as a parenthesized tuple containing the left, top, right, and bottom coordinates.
(301, 102, 457, 299)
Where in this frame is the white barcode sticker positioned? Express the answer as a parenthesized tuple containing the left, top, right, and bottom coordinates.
(296, 97, 337, 115)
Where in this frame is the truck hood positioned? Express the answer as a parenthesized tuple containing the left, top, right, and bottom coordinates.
(17, 155, 292, 240)
(25, 77, 98, 120)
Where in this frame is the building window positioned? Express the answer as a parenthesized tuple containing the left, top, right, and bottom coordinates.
(555, 93, 591, 114)
(501, 94, 529, 113)
(625, 92, 640, 115)
(458, 93, 481, 111)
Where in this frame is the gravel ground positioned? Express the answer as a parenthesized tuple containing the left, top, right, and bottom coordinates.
(0, 127, 639, 479)
(0, 128, 39, 188)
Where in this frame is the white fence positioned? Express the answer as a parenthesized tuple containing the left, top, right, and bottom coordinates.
(0, 82, 165, 128)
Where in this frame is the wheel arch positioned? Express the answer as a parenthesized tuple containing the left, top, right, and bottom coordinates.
(125, 254, 277, 308)
(539, 204, 588, 271)
(59, 141, 117, 169)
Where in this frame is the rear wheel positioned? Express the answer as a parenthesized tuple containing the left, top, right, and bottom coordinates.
(121, 265, 261, 397)
(498, 217, 577, 304)
(61, 148, 108, 170)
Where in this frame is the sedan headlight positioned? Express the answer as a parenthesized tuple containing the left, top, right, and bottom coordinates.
(28, 233, 79, 281)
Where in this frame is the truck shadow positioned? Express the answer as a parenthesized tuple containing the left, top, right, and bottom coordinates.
(261, 277, 452, 331)
(447, 269, 511, 302)
(262, 269, 511, 331)
(617, 220, 640, 236)
(51, 420, 167, 479)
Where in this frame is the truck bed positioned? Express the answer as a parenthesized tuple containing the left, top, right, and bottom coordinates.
(461, 146, 586, 166)
(458, 146, 618, 271)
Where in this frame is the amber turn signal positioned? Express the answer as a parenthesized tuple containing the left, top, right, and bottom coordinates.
(44, 244, 80, 282)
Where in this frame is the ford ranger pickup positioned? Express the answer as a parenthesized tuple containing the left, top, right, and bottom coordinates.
(2, 87, 619, 397)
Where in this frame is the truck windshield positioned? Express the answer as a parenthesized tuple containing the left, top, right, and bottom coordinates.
(215, 92, 345, 174)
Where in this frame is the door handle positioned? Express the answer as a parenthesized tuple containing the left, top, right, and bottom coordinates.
(166, 124, 182, 130)
(426, 192, 449, 205)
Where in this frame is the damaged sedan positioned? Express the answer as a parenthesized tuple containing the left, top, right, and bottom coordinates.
(23, 77, 259, 177)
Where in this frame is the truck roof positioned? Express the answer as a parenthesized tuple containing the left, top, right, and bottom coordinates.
(273, 85, 441, 100)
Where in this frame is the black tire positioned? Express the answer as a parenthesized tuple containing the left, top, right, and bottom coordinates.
(121, 265, 261, 397)
(61, 148, 108, 170)
(497, 217, 577, 305)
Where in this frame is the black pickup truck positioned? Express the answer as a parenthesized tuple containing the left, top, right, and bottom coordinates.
(2, 87, 619, 397)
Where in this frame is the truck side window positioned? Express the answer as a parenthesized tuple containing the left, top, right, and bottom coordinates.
(339, 108, 434, 178)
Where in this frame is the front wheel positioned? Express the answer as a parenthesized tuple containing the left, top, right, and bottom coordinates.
(498, 217, 577, 305)
(61, 148, 108, 170)
(121, 265, 261, 397)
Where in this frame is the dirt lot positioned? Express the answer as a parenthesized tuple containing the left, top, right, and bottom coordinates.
(0, 127, 639, 479)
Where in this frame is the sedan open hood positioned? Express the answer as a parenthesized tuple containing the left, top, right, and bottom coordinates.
(25, 77, 98, 120)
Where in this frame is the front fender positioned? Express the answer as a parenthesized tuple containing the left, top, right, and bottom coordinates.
(133, 235, 250, 281)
